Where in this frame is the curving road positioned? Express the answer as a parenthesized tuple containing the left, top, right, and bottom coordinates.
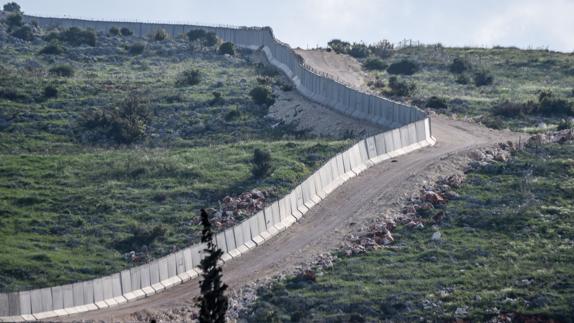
(65, 51, 520, 322)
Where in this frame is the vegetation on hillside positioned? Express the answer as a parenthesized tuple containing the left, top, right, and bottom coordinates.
(0, 9, 351, 291)
(327, 39, 574, 131)
(245, 141, 574, 321)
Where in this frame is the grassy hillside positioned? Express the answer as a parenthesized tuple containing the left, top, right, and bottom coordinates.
(326, 40, 574, 131)
(246, 142, 574, 321)
(374, 46, 574, 131)
(0, 15, 349, 291)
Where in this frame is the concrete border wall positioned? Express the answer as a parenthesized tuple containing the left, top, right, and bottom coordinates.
(1, 15, 436, 322)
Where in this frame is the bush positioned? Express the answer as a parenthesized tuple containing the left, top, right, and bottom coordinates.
(349, 43, 370, 58)
(187, 29, 207, 41)
(39, 42, 64, 55)
(50, 27, 96, 47)
(108, 27, 119, 36)
(3, 2, 21, 12)
(327, 39, 351, 54)
(387, 59, 419, 75)
(218, 42, 235, 55)
(204, 32, 218, 47)
(10, 25, 33, 41)
(5, 13, 22, 30)
(369, 40, 394, 59)
(537, 95, 573, 116)
(48, 65, 74, 77)
(449, 57, 471, 74)
(557, 119, 574, 130)
(473, 70, 494, 86)
(187, 29, 218, 46)
(249, 86, 275, 106)
(481, 116, 505, 130)
(492, 101, 534, 117)
(176, 69, 202, 86)
(120, 27, 133, 36)
(363, 58, 387, 71)
(426, 96, 448, 110)
(386, 76, 416, 97)
(79, 93, 151, 145)
(251, 148, 272, 178)
(43, 85, 58, 99)
(455, 74, 469, 85)
(152, 28, 168, 41)
(128, 42, 145, 55)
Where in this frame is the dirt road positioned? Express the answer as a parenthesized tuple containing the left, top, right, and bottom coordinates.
(65, 51, 519, 322)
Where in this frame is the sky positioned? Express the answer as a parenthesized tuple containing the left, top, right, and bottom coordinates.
(11, 0, 574, 52)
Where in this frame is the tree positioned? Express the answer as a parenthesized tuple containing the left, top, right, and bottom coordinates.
(218, 42, 235, 55)
(5, 12, 22, 31)
(327, 39, 351, 54)
(249, 86, 274, 106)
(196, 209, 228, 323)
(251, 148, 272, 178)
(3, 2, 21, 12)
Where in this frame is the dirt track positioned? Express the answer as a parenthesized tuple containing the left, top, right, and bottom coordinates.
(65, 51, 520, 322)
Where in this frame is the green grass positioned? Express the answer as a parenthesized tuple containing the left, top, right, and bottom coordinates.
(0, 25, 348, 291)
(365, 46, 574, 131)
(246, 143, 574, 322)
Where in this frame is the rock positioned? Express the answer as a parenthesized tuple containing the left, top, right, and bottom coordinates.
(422, 191, 445, 205)
(250, 189, 265, 199)
(468, 150, 485, 161)
(445, 174, 465, 188)
(444, 191, 460, 200)
(431, 231, 442, 241)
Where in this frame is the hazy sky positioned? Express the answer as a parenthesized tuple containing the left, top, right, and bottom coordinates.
(12, 0, 574, 52)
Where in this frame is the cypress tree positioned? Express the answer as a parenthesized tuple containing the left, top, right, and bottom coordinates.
(196, 209, 228, 323)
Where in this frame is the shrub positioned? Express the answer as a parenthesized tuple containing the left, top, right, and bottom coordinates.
(120, 27, 133, 36)
(449, 57, 471, 74)
(249, 86, 275, 106)
(368, 77, 385, 89)
(152, 28, 168, 41)
(79, 93, 151, 144)
(426, 96, 448, 110)
(387, 59, 419, 75)
(473, 70, 494, 86)
(108, 27, 119, 36)
(537, 95, 573, 116)
(43, 85, 58, 99)
(386, 76, 416, 97)
(557, 119, 574, 130)
(187, 29, 207, 41)
(481, 116, 505, 130)
(349, 43, 370, 58)
(49, 65, 74, 77)
(39, 42, 64, 55)
(327, 39, 351, 54)
(5, 12, 22, 30)
(455, 74, 469, 85)
(176, 69, 202, 86)
(187, 29, 217, 46)
(224, 107, 241, 121)
(251, 148, 272, 178)
(0, 88, 30, 102)
(369, 40, 394, 59)
(492, 101, 534, 117)
(128, 42, 145, 55)
(218, 42, 235, 55)
(363, 58, 387, 71)
(204, 32, 218, 47)
(10, 25, 33, 41)
(3, 2, 21, 12)
(51, 27, 96, 46)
